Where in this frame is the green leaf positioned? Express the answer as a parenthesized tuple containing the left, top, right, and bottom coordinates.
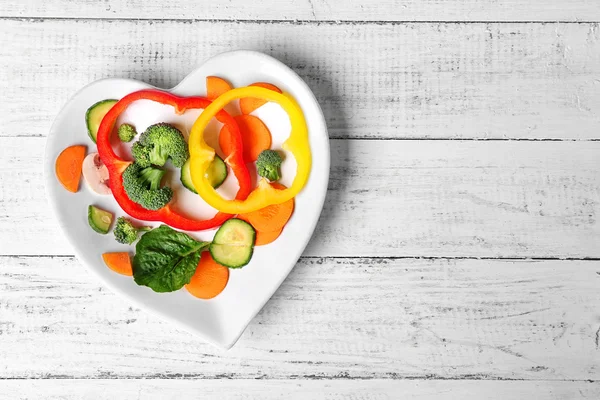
(133, 225, 210, 293)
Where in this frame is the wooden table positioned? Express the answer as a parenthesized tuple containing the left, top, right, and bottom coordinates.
(1, 1, 600, 398)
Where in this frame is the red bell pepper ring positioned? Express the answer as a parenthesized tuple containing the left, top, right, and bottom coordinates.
(96, 89, 251, 231)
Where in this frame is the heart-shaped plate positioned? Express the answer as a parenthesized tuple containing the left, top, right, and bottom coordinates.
(44, 50, 329, 349)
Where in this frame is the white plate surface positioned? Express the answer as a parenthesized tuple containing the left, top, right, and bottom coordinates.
(44, 50, 329, 349)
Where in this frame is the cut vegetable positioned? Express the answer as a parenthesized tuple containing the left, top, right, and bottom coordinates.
(212, 218, 255, 247)
(133, 225, 210, 292)
(102, 252, 133, 276)
(86, 99, 118, 143)
(55, 145, 86, 193)
(240, 82, 282, 115)
(243, 183, 294, 232)
(256, 149, 283, 182)
(82, 153, 111, 195)
(206, 76, 233, 100)
(188, 86, 310, 214)
(96, 89, 252, 231)
(205, 155, 228, 189)
(181, 156, 227, 194)
(209, 243, 253, 269)
(185, 251, 230, 299)
(219, 114, 272, 163)
(210, 218, 255, 268)
(235, 213, 250, 223)
(255, 227, 283, 246)
(88, 205, 113, 234)
(118, 123, 136, 142)
(237, 204, 285, 246)
(113, 217, 150, 245)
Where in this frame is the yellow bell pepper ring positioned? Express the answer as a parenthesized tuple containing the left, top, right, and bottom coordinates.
(188, 86, 311, 214)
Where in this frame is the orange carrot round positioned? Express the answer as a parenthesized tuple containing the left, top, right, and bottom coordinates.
(235, 214, 251, 224)
(102, 252, 133, 276)
(219, 114, 272, 163)
(243, 183, 294, 232)
(55, 145, 86, 193)
(236, 187, 288, 246)
(186, 251, 230, 299)
(240, 82, 282, 115)
(206, 76, 233, 100)
(255, 227, 283, 246)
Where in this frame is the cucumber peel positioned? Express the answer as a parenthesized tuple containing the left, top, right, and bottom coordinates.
(86, 99, 118, 143)
(88, 205, 113, 234)
(181, 156, 227, 193)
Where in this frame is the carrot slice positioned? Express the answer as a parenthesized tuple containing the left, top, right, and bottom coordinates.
(243, 183, 294, 232)
(102, 252, 133, 276)
(219, 114, 272, 163)
(235, 214, 251, 224)
(236, 192, 287, 246)
(255, 227, 283, 246)
(55, 145, 86, 193)
(185, 251, 230, 299)
(240, 82, 282, 115)
(206, 76, 233, 100)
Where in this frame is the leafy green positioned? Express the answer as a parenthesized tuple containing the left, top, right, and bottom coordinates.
(133, 225, 209, 292)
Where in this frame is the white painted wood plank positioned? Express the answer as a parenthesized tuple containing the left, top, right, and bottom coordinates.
(2, 137, 600, 258)
(2, 379, 599, 400)
(2, 20, 600, 140)
(1, 0, 599, 22)
(0, 257, 598, 379)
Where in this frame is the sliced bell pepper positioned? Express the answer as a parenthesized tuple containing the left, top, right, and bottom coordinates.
(188, 86, 311, 214)
(96, 89, 251, 231)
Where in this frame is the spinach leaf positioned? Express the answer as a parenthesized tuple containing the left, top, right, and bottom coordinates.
(133, 225, 210, 293)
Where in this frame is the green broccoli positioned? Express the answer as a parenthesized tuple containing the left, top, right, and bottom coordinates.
(130, 123, 188, 168)
(256, 150, 283, 181)
(122, 163, 173, 210)
(118, 123, 136, 143)
(113, 217, 151, 244)
(131, 141, 151, 167)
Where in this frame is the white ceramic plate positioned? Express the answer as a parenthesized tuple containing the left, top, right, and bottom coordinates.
(44, 50, 329, 349)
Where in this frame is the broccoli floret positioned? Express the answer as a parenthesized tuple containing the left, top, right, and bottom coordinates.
(132, 123, 188, 168)
(113, 217, 151, 244)
(131, 141, 151, 167)
(118, 123, 136, 143)
(256, 150, 283, 181)
(122, 163, 173, 210)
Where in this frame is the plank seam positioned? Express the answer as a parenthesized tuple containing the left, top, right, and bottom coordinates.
(1, 17, 599, 24)
(0, 376, 597, 382)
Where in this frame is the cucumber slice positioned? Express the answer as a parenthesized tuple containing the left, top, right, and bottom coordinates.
(88, 205, 113, 234)
(86, 99, 118, 143)
(210, 218, 256, 268)
(180, 156, 227, 194)
(213, 218, 255, 247)
(209, 244, 254, 269)
(206, 155, 228, 189)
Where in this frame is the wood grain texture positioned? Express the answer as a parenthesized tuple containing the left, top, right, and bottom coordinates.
(1, 0, 600, 22)
(2, 379, 600, 400)
(3, 137, 600, 258)
(2, 4, 600, 393)
(0, 256, 598, 380)
(2, 20, 600, 140)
